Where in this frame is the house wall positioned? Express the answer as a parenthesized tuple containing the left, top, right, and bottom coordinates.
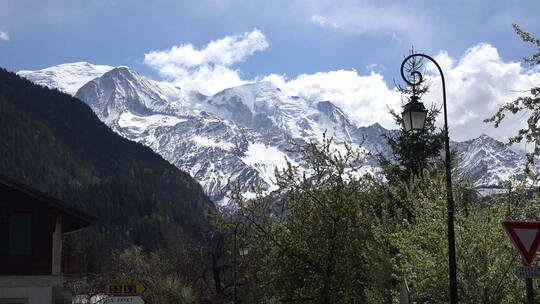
(0, 275, 62, 304)
(0, 184, 54, 275)
(0, 179, 90, 304)
(0, 287, 51, 304)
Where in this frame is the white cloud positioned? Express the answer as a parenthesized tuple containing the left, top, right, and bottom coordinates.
(172, 65, 248, 97)
(145, 30, 537, 148)
(263, 42, 538, 148)
(307, 1, 424, 40)
(311, 15, 338, 28)
(145, 29, 268, 69)
(419, 43, 537, 146)
(144, 29, 268, 95)
(263, 70, 400, 129)
(0, 30, 9, 41)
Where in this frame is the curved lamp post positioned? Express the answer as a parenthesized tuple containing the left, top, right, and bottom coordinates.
(400, 53, 458, 304)
(233, 221, 248, 304)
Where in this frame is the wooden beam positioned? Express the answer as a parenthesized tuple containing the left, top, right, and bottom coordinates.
(52, 214, 62, 275)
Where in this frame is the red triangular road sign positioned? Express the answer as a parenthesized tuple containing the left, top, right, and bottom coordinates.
(503, 221, 540, 264)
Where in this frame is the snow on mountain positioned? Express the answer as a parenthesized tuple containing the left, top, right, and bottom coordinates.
(72, 67, 373, 203)
(204, 82, 360, 146)
(17, 62, 114, 95)
(453, 134, 534, 187)
(72, 66, 275, 203)
(75, 67, 185, 124)
(18, 63, 535, 204)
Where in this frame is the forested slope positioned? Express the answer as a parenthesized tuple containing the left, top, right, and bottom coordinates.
(0, 68, 215, 268)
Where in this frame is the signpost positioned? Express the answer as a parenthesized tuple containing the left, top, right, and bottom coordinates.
(516, 266, 540, 278)
(502, 222, 540, 264)
(503, 221, 540, 304)
(105, 296, 146, 304)
(105, 276, 146, 303)
(106, 283, 146, 295)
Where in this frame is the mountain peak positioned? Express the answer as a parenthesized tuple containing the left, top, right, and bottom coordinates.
(75, 65, 172, 123)
(215, 81, 280, 97)
(100, 66, 140, 80)
(478, 133, 490, 139)
(368, 122, 385, 130)
(17, 62, 114, 95)
(18, 62, 535, 202)
(469, 134, 502, 146)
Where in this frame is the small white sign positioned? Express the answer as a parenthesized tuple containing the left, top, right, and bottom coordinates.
(106, 296, 146, 304)
(516, 266, 540, 278)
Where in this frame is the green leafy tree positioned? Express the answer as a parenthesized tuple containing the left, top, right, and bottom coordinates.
(108, 246, 196, 304)
(374, 170, 540, 303)
(227, 137, 540, 304)
(231, 137, 379, 304)
(198, 223, 236, 304)
(485, 24, 540, 178)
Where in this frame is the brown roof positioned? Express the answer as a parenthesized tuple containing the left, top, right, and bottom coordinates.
(0, 175, 94, 233)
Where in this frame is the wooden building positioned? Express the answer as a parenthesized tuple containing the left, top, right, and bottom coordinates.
(0, 175, 93, 304)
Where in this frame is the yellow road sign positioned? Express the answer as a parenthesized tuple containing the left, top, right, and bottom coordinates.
(106, 283, 146, 295)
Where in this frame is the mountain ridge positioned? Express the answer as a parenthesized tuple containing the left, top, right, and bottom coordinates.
(17, 63, 536, 204)
(1, 67, 214, 257)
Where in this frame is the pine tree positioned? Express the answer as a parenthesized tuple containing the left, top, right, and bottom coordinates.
(378, 51, 445, 183)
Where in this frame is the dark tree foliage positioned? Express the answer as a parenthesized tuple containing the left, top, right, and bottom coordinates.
(0, 68, 215, 270)
(378, 106, 444, 182)
(378, 50, 445, 183)
(378, 75, 444, 185)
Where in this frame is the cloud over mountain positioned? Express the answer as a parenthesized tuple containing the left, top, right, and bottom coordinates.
(424, 43, 537, 147)
(262, 70, 400, 129)
(144, 29, 268, 95)
(142, 30, 538, 150)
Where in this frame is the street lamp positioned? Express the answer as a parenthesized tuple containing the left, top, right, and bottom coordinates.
(400, 53, 458, 304)
(402, 95, 428, 132)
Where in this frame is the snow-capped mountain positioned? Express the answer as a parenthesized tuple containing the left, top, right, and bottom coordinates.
(18, 62, 114, 95)
(75, 67, 182, 124)
(71, 67, 273, 202)
(204, 82, 360, 146)
(64, 65, 376, 203)
(454, 134, 532, 187)
(17, 63, 535, 204)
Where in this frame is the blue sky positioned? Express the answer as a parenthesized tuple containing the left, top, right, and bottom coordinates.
(1, 0, 538, 79)
(1, 0, 539, 145)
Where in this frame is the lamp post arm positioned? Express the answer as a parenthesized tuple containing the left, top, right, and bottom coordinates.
(400, 53, 458, 304)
